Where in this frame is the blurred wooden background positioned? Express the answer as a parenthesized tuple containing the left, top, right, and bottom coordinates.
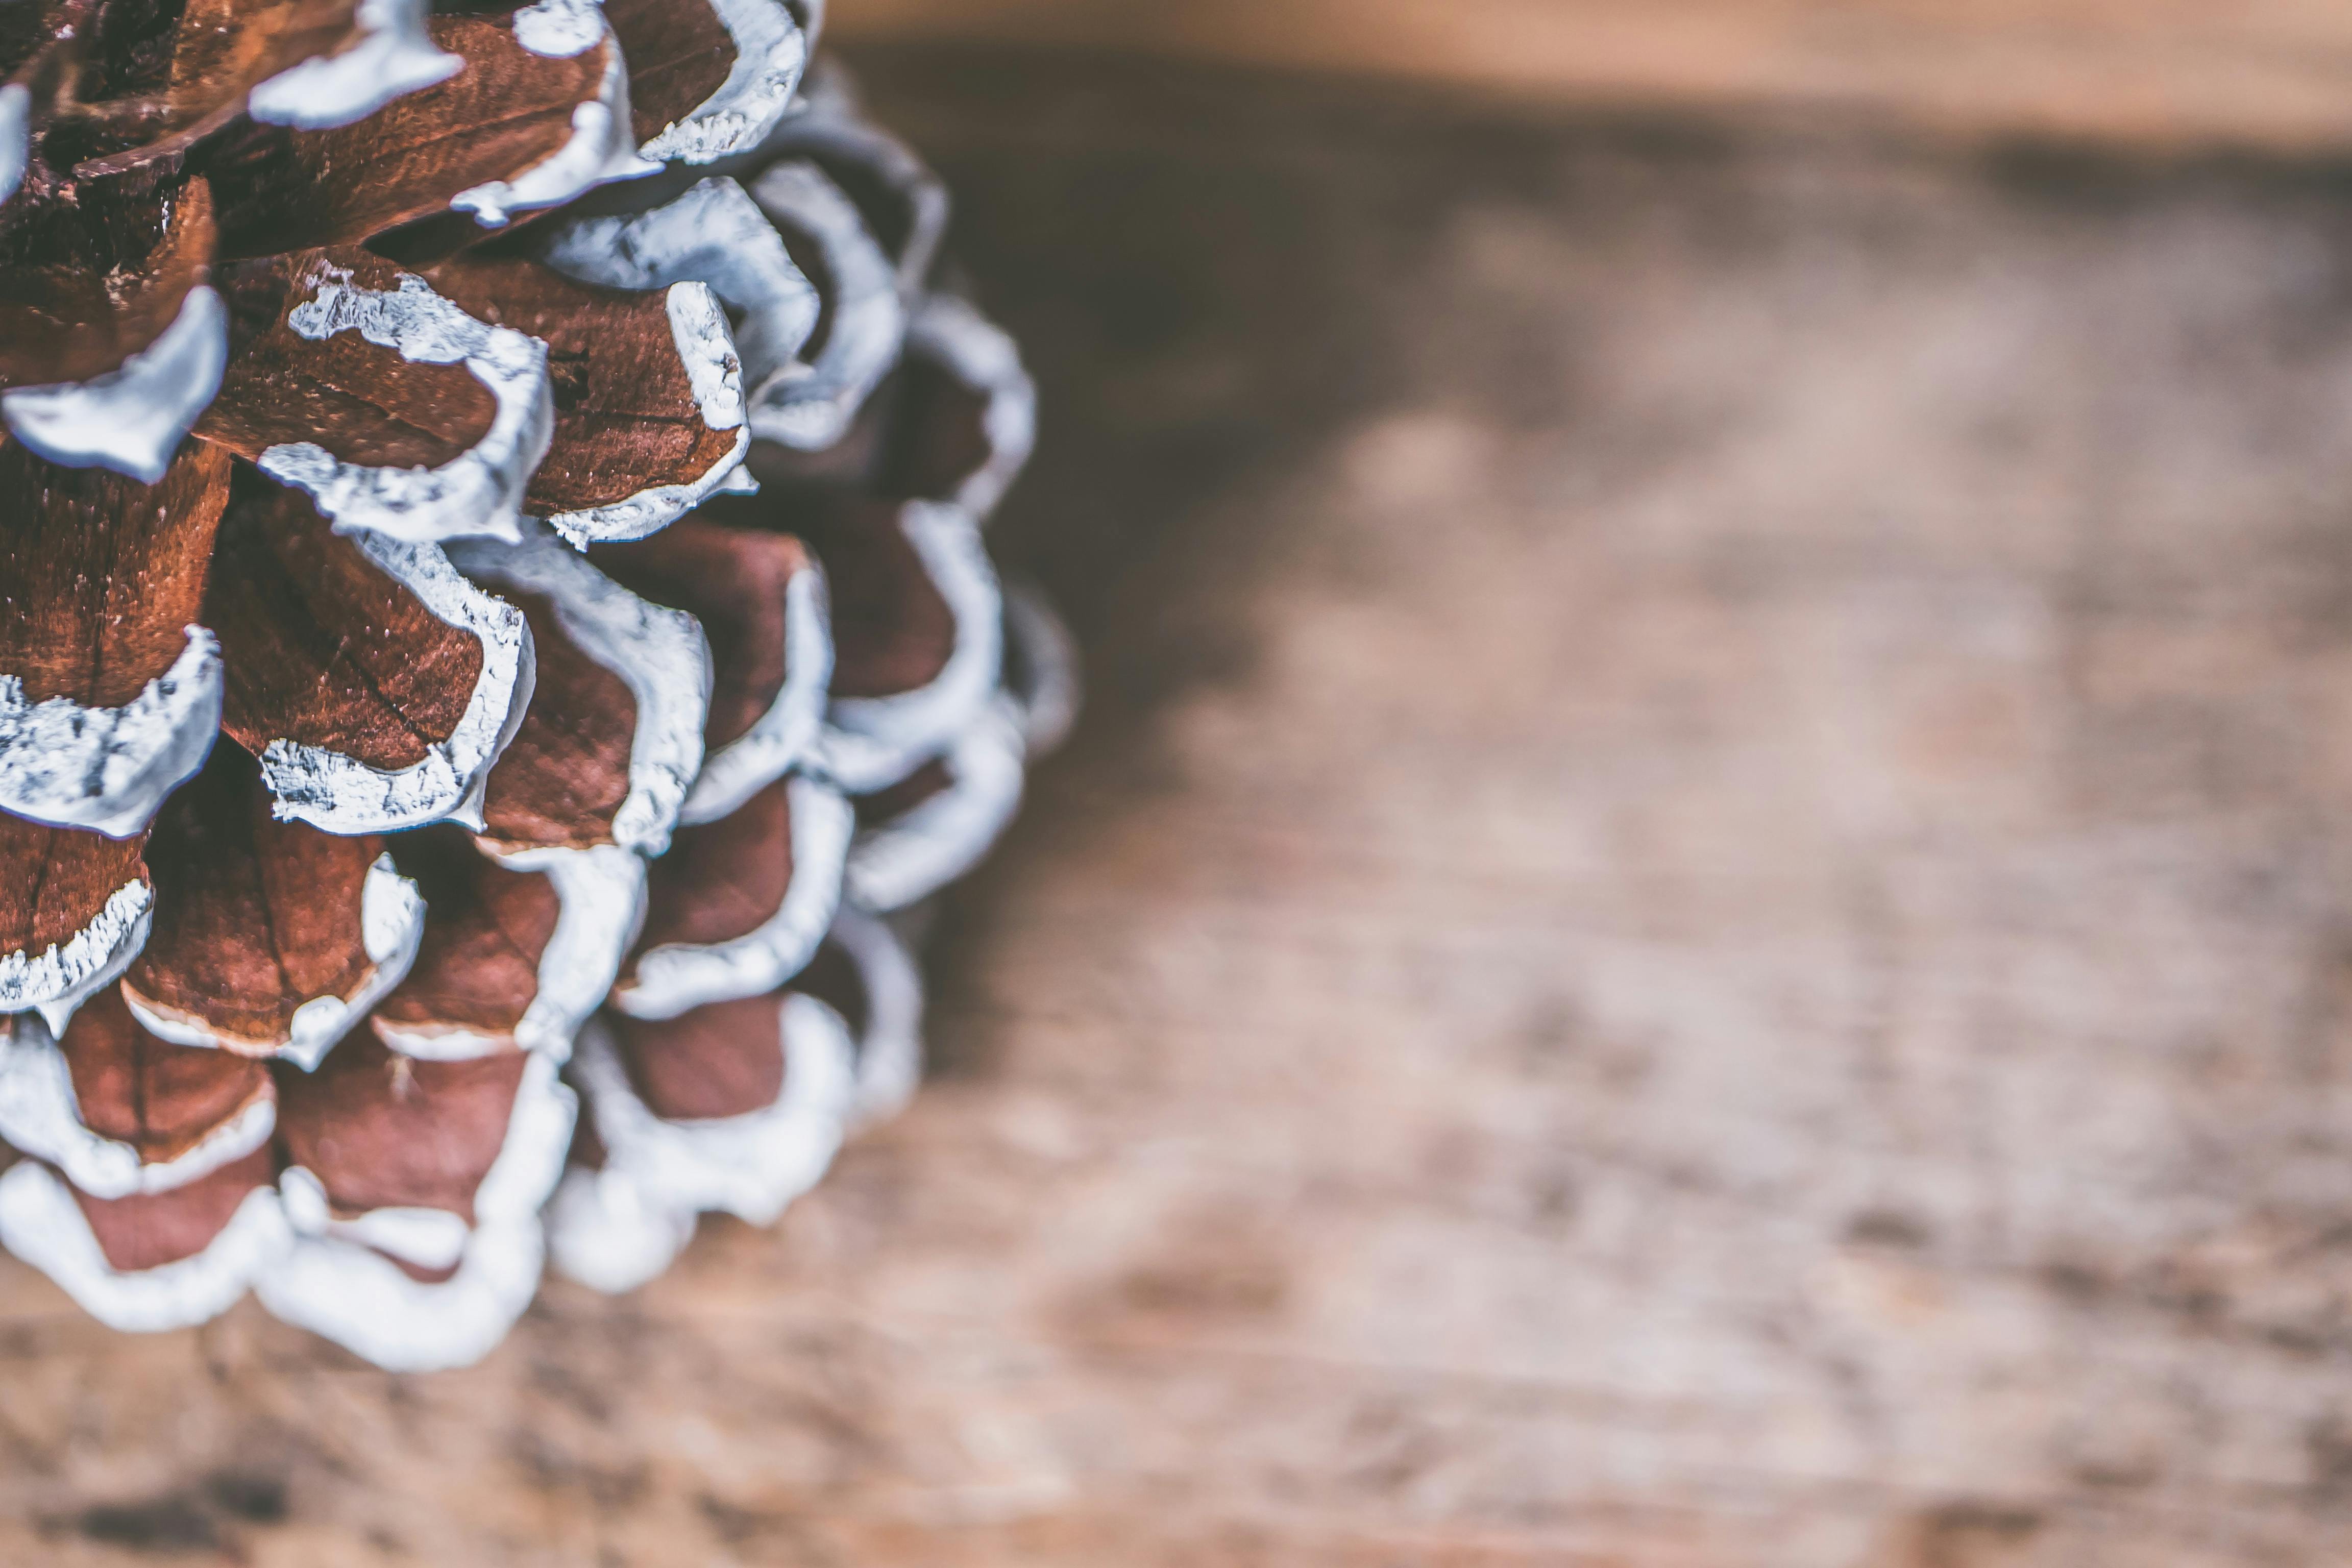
(833, 0, 2352, 151)
(17, 13, 2352, 1568)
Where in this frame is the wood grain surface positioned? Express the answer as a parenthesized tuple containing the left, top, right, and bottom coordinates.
(832, 0, 2352, 153)
(10, 45, 2352, 1566)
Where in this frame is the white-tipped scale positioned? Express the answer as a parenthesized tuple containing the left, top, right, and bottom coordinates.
(742, 161, 904, 452)
(247, 0, 461, 128)
(542, 1159, 694, 1294)
(843, 702, 1025, 915)
(256, 1050, 577, 1372)
(122, 853, 425, 1070)
(257, 533, 536, 835)
(548, 995, 854, 1292)
(371, 840, 648, 1065)
(0, 880, 153, 1039)
(826, 905, 926, 1128)
(678, 556, 832, 826)
(470, 841, 648, 1061)
(0, 1160, 291, 1333)
(542, 283, 751, 547)
(540, 177, 819, 416)
(2, 286, 229, 484)
(905, 293, 1038, 524)
(448, 522, 713, 857)
(638, 0, 808, 165)
(452, 1, 660, 227)
(510, 0, 606, 56)
(0, 1017, 275, 1199)
(0, 627, 222, 839)
(258, 270, 554, 546)
(609, 774, 852, 1020)
(770, 60, 948, 290)
(813, 503, 1003, 793)
(0, 84, 29, 205)
(1000, 576, 1082, 758)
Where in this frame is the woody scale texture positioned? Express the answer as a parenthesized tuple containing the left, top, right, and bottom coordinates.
(0, 0, 1071, 1368)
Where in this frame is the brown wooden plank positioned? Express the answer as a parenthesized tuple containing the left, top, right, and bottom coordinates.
(834, 0, 2352, 152)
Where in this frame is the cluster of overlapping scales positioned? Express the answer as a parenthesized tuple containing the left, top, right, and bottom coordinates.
(0, 0, 1071, 1368)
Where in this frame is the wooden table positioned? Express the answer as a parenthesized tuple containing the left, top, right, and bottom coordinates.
(837, 0, 2352, 154)
(10, 46, 2352, 1565)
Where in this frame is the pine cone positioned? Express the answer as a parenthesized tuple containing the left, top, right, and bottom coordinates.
(0, 5, 1071, 1368)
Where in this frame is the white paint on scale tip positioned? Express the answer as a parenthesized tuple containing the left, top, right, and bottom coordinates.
(509, 0, 606, 57)
(453, 14, 658, 227)
(549, 996, 855, 1292)
(258, 534, 536, 835)
(638, 0, 807, 164)
(680, 561, 832, 825)
(0, 84, 29, 205)
(124, 854, 425, 1069)
(373, 836, 647, 1062)
(743, 161, 905, 452)
(2, 285, 229, 483)
(609, 775, 852, 1020)
(540, 177, 820, 409)
(907, 292, 1039, 523)
(545, 1161, 696, 1294)
(248, 0, 461, 129)
(470, 841, 649, 1062)
(815, 503, 1004, 793)
(769, 67, 950, 289)
(827, 905, 927, 1128)
(261, 270, 553, 545)
(667, 281, 748, 433)
(0, 626, 221, 839)
(0, 880, 152, 1039)
(843, 703, 1026, 915)
(0, 1162, 291, 1334)
(449, 524, 712, 856)
(540, 282, 752, 546)
(0, 1017, 276, 1198)
(256, 1052, 576, 1372)
(1000, 578, 1082, 758)
(279, 1166, 471, 1272)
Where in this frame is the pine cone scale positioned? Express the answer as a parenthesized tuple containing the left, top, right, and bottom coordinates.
(0, 816, 149, 1027)
(0, 437, 225, 708)
(372, 827, 562, 1055)
(0, 175, 212, 385)
(71, 1143, 277, 1273)
(429, 256, 747, 525)
(614, 992, 783, 1120)
(202, 10, 612, 258)
(590, 521, 820, 780)
(62, 991, 276, 1172)
(120, 744, 415, 1064)
(476, 589, 647, 851)
(202, 257, 505, 474)
(207, 475, 494, 774)
(277, 1032, 526, 1224)
(600, 0, 733, 145)
(612, 773, 849, 1020)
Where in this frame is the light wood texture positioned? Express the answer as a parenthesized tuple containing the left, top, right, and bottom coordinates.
(10, 47, 2352, 1565)
(832, 0, 2352, 152)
